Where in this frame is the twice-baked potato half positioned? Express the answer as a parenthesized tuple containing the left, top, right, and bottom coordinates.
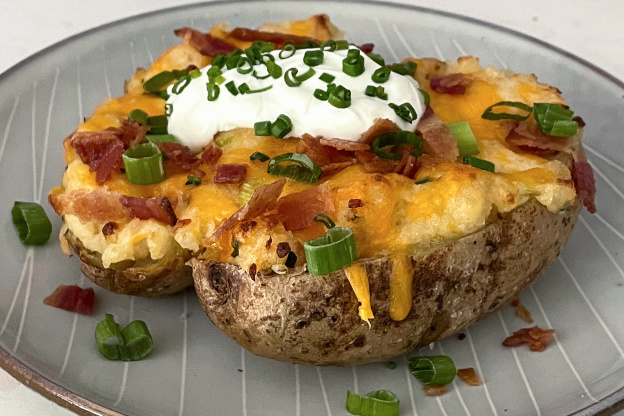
(49, 15, 595, 364)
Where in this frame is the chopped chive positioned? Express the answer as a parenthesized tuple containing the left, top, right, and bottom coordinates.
(122, 143, 166, 185)
(342, 52, 365, 77)
(236, 57, 254, 74)
(314, 89, 329, 101)
(185, 175, 202, 186)
(254, 121, 272, 136)
(328, 85, 351, 109)
(463, 155, 495, 172)
(319, 72, 335, 83)
(389, 102, 418, 123)
(372, 66, 391, 83)
(250, 151, 270, 162)
(366, 52, 386, 66)
(143, 70, 176, 93)
(270, 114, 293, 138)
(303, 50, 324, 66)
(365, 85, 377, 97)
(320, 40, 337, 51)
(225, 81, 239, 96)
(335, 40, 349, 50)
(279, 44, 296, 59)
(172, 75, 191, 94)
(211, 54, 226, 68)
(128, 109, 149, 125)
(419, 88, 431, 106)
(304, 227, 357, 275)
(296, 67, 316, 83)
(206, 82, 220, 101)
(408, 355, 457, 386)
(284, 68, 302, 87)
(164, 104, 173, 117)
(145, 134, 177, 143)
(481, 101, 533, 121)
(252, 69, 271, 80)
(313, 213, 336, 229)
(267, 152, 322, 183)
(266, 60, 283, 79)
(390, 61, 417, 76)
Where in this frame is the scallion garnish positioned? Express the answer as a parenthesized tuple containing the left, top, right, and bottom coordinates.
(408, 355, 457, 386)
(314, 89, 329, 101)
(225, 81, 239, 96)
(147, 114, 168, 135)
(236, 57, 254, 74)
(533, 103, 578, 137)
(366, 52, 386, 67)
(365, 85, 377, 97)
(319, 72, 335, 84)
(419, 88, 431, 107)
(463, 155, 495, 172)
(145, 134, 177, 143)
(250, 151, 270, 162)
(185, 175, 201, 186)
(346, 390, 400, 416)
(165, 103, 173, 116)
(446, 121, 479, 156)
(389, 102, 418, 123)
(238, 83, 273, 95)
(95, 314, 154, 361)
(284, 68, 302, 87)
(267, 152, 322, 182)
(211, 54, 226, 68)
(252, 40, 276, 53)
(320, 40, 337, 51)
(372, 66, 391, 83)
(254, 121, 272, 136)
(342, 50, 365, 77)
(371, 131, 423, 160)
(128, 109, 149, 125)
(481, 101, 533, 121)
(313, 213, 336, 229)
(304, 50, 324, 66)
(172, 75, 191, 94)
(270, 114, 293, 138)
(328, 85, 352, 108)
(206, 82, 220, 101)
(189, 68, 202, 79)
(266, 60, 283, 79)
(304, 227, 357, 275)
(122, 142, 166, 185)
(415, 177, 433, 185)
(279, 44, 296, 59)
(335, 40, 349, 50)
(297, 67, 317, 83)
(390, 61, 417, 77)
(225, 50, 243, 69)
(11, 201, 52, 245)
(252, 69, 270, 80)
(143, 70, 177, 93)
(207, 66, 223, 82)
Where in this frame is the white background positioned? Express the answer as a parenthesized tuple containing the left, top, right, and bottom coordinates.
(0, 1, 622, 415)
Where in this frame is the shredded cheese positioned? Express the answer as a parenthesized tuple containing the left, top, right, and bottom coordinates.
(344, 263, 374, 324)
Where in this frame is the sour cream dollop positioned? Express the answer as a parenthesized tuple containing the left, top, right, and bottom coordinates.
(166, 47, 425, 153)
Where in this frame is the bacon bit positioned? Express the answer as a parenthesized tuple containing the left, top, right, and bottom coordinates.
(319, 137, 370, 152)
(502, 326, 555, 352)
(119, 195, 178, 226)
(206, 179, 286, 244)
(511, 298, 534, 324)
(573, 160, 597, 213)
(297, 134, 357, 176)
(276, 242, 291, 258)
(424, 385, 448, 396)
(457, 368, 483, 386)
(174, 27, 237, 56)
(430, 73, 469, 95)
(276, 182, 334, 231)
(354, 150, 395, 174)
(417, 111, 460, 161)
(394, 145, 419, 179)
(49, 189, 128, 223)
(265, 236, 273, 249)
(44, 285, 95, 315)
(201, 143, 223, 166)
(118, 119, 149, 149)
(229, 27, 319, 48)
(348, 199, 363, 209)
(358, 43, 375, 53)
(358, 118, 400, 145)
(156, 142, 201, 173)
(175, 218, 192, 229)
(248, 263, 257, 281)
(102, 222, 118, 237)
(214, 164, 248, 184)
(458, 333, 466, 340)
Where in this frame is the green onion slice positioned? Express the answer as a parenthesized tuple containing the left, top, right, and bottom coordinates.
(145, 134, 177, 143)
(407, 355, 457, 386)
(284, 68, 302, 87)
(481, 101, 533, 121)
(266, 60, 283, 79)
(320, 40, 337, 51)
(335, 40, 349, 50)
(172, 75, 191, 94)
(389, 102, 417, 123)
(143, 71, 177, 93)
(95, 314, 154, 361)
(239, 83, 273, 95)
(313, 213, 336, 229)
(122, 142, 166, 185)
(206, 82, 220, 101)
(366, 52, 386, 67)
(254, 120, 272, 136)
(371, 131, 423, 160)
(365, 85, 377, 97)
(304, 50, 324, 66)
(225, 50, 243, 69)
(446, 121, 479, 156)
(419, 88, 431, 107)
(270, 114, 293, 138)
(279, 44, 296, 59)
(533, 103, 578, 137)
(165, 103, 173, 116)
(296, 67, 317, 83)
(304, 227, 357, 275)
(267, 152, 322, 183)
(147, 114, 168, 134)
(343, 54, 365, 77)
(128, 109, 149, 125)
(463, 155, 495, 172)
(329, 85, 352, 109)
(185, 175, 201, 186)
(211, 54, 226, 68)
(236, 56, 254, 74)
(225, 81, 239, 96)
(372, 66, 391, 83)
(314, 89, 329, 101)
(346, 390, 400, 416)
(250, 151, 270, 162)
(390, 61, 417, 77)
(11, 201, 52, 245)
(319, 72, 335, 84)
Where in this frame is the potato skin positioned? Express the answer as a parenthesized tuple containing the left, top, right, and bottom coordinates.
(64, 228, 193, 297)
(192, 199, 581, 366)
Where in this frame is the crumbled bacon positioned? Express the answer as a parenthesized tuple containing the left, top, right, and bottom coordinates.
(119, 195, 178, 226)
(430, 73, 469, 95)
(358, 43, 374, 53)
(156, 142, 201, 173)
(572, 160, 597, 213)
(358, 118, 400, 145)
(174, 27, 237, 56)
(424, 385, 448, 396)
(457, 368, 483, 386)
(354, 150, 395, 174)
(49, 189, 128, 223)
(228, 27, 319, 48)
(117, 119, 149, 148)
(417, 111, 460, 161)
(276, 242, 291, 258)
(102, 222, 118, 237)
(348, 199, 363, 209)
(248, 263, 257, 281)
(394, 145, 419, 179)
(296, 134, 357, 176)
(276, 182, 334, 231)
(202, 143, 223, 165)
(44, 285, 95, 315)
(502, 326, 555, 352)
(205, 179, 286, 244)
(214, 164, 248, 184)
(511, 298, 534, 324)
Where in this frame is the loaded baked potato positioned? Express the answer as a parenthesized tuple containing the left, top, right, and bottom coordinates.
(48, 15, 596, 364)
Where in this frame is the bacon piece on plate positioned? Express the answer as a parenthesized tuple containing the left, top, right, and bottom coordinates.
(201, 143, 223, 166)
(430, 73, 469, 95)
(417, 111, 460, 161)
(457, 368, 483, 386)
(229, 27, 319, 48)
(502, 325, 555, 352)
(214, 164, 248, 184)
(205, 179, 286, 244)
(276, 182, 334, 231)
(156, 142, 201, 173)
(120, 195, 178, 226)
(424, 385, 448, 396)
(174, 27, 237, 56)
(44, 285, 95, 315)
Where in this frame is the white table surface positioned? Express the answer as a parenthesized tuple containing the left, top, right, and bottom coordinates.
(0, 1, 622, 415)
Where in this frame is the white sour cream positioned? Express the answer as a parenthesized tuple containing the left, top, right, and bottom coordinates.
(166, 47, 425, 153)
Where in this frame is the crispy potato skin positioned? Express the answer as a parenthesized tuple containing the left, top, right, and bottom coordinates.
(64, 228, 193, 297)
(192, 199, 581, 366)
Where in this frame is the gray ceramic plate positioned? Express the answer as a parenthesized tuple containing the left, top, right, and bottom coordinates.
(1, 1, 623, 415)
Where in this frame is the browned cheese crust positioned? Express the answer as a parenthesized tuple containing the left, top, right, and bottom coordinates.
(64, 228, 193, 297)
(191, 199, 581, 365)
